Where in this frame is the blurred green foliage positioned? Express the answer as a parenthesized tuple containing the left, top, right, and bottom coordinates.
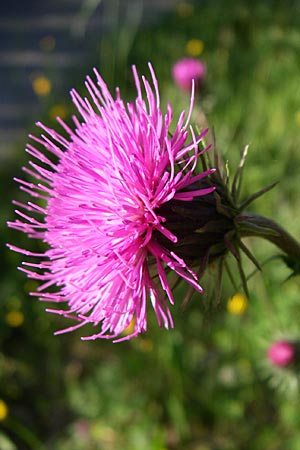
(2, 0, 300, 449)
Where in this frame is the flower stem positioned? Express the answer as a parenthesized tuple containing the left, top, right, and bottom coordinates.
(237, 212, 300, 259)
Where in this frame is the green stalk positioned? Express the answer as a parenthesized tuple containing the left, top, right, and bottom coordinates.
(237, 212, 300, 259)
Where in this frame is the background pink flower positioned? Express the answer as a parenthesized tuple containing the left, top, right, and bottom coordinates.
(172, 57, 207, 92)
(267, 340, 294, 367)
(8, 64, 214, 342)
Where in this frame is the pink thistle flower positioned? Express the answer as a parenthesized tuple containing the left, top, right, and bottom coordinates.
(267, 340, 294, 367)
(172, 57, 207, 92)
(8, 63, 215, 342)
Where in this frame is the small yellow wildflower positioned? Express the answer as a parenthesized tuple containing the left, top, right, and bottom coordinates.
(0, 400, 8, 421)
(32, 75, 52, 96)
(227, 293, 248, 315)
(122, 318, 136, 336)
(176, 2, 194, 17)
(49, 104, 68, 120)
(185, 39, 204, 57)
(5, 311, 24, 327)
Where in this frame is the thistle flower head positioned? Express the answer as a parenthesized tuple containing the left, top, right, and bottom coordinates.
(8, 64, 215, 341)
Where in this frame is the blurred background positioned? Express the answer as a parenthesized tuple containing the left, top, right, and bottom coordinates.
(2, 0, 300, 449)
